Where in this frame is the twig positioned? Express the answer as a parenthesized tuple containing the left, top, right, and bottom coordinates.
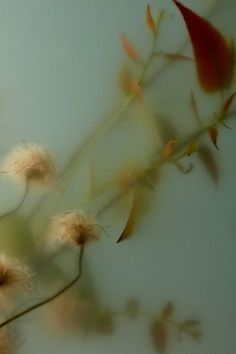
(0, 246, 84, 329)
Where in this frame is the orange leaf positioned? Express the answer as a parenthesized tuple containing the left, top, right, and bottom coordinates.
(150, 320, 168, 353)
(120, 33, 139, 61)
(209, 127, 219, 150)
(173, 0, 234, 93)
(162, 139, 178, 159)
(146, 5, 156, 33)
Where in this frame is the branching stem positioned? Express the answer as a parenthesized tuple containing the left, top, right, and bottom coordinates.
(0, 246, 84, 330)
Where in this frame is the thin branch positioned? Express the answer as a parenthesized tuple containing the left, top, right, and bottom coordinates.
(0, 246, 84, 329)
(0, 180, 29, 220)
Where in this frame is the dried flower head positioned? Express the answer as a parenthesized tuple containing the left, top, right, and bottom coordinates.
(1, 142, 56, 186)
(48, 210, 97, 249)
(0, 255, 33, 303)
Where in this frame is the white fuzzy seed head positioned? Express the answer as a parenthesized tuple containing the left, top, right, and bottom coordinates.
(48, 210, 97, 249)
(2, 142, 56, 186)
(0, 254, 33, 303)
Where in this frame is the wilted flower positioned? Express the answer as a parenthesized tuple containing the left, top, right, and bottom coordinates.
(1, 142, 56, 186)
(48, 210, 97, 249)
(0, 255, 33, 303)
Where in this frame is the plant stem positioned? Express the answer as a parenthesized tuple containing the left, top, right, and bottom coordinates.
(0, 246, 84, 330)
(29, 28, 160, 220)
(0, 180, 29, 220)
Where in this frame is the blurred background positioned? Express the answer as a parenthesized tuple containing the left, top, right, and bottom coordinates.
(0, 1, 235, 353)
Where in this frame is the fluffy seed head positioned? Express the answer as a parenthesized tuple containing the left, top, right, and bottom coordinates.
(48, 210, 97, 249)
(2, 142, 56, 186)
(0, 255, 33, 303)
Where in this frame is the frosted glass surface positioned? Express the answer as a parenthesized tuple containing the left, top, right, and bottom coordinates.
(0, 1, 235, 354)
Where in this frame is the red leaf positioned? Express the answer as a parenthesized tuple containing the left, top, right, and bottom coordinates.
(120, 33, 139, 62)
(209, 127, 219, 150)
(173, 1, 234, 93)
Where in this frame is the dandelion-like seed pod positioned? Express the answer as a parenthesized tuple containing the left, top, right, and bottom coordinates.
(48, 210, 97, 249)
(1, 142, 56, 186)
(0, 254, 33, 304)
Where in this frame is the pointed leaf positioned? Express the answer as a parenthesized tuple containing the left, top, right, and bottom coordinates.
(197, 145, 219, 185)
(173, 0, 234, 93)
(120, 33, 139, 62)
(117, 195, 138, 243)
(209, 127, 219, 150)
(146, 5, 156, 33)
(162, 139, 178, 159)
(219, 91, 236, 121)
(150, 320, 168, 353)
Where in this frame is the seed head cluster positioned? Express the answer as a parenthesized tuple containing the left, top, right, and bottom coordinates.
(2, 142, 56, 186)
(48, 210, 97, 249)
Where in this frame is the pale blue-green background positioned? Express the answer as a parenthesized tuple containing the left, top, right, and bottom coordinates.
(0, 1, 235, 353)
